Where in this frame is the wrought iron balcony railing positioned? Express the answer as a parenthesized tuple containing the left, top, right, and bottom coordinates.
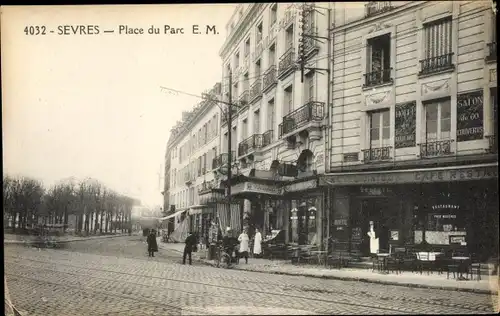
(364, 68, 393, 87)
(239, 90, 249, 107)
(486, 42, 497, 61)
(362, 146, 392, 162)
(418, 139, 454, 158)
(366, 1, 392, 17)
(278, 47, 296, 78)
(419, 53, 454, 76)
(212, 152, 236, 169)
(278, 101, 324, 138)
(249, 80, 262, 102)
(486, 135, 497, 153)
(238, 134, 264, 157)
(262, 130, 274, 147)
(263, 65, 277, 92)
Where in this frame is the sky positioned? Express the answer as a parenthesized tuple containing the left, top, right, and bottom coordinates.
(2, 4, 237, 207)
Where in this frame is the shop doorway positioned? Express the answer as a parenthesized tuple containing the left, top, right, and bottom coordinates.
(360, 198, 390, 256)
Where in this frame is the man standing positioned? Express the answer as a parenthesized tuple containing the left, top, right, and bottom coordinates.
(183, 231, 196, 265)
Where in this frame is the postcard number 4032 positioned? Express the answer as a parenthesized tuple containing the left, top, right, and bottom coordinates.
(24, 26, 47, 35)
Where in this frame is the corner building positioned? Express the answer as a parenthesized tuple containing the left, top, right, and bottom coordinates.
(321, 1, 497, 261)
(213, 3, 331, 246)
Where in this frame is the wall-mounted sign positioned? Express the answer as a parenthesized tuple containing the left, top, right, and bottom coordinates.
(334, 219, 348, 226)
(390, 230, 399, 241)
(343, 152, 359, 162)
(449, 235, 466, 244)
(359, 186, 393, 196)
(457, 90, 484, 142)
(395, 101, 416, 148)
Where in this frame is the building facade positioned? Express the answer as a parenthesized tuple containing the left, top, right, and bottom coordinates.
(320, 1, 497, 261)
(166, 83, 223, 237)
(214, 3, 332, 244)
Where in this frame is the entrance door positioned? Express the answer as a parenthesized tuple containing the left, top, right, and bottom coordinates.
(360, 198, 390, 256)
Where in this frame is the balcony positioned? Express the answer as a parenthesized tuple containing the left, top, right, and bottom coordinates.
(418, 139, 454, 158)
(278, 101, 324, 138)
(418, 53, 454, 77)
(238, 134, 264, 157)
(249, 80, 262, 103)
(239, 90, 249, 108)
(262, 130, 274, 147)
(486, 42, 497, 62)
(486, 135, 497, 153)
(362, 146, 392, 162)
(365, 1, 392, 17)
(363, 68, 393, 88)
(278, 47, 296, 79)
(212, 152, 236, 170)
(263, 65, 277, 93)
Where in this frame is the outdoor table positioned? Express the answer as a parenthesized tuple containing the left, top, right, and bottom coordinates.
(311, 250, 328, 266)
(376, 253, 391, 273)
(451, 256, 471, 280)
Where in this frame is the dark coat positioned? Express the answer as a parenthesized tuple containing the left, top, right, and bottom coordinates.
(147, 233, 158, 252)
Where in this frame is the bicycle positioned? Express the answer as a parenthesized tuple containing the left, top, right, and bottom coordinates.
(214, 244, 232, 269)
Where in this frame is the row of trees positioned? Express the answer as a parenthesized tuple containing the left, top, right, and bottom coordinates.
(3, 175, 138, 235)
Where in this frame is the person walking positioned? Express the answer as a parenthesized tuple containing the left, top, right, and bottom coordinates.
(147, 229, 158, 257)
(253, 228, 262, 258)
(238, 229, 250, 264)
(183, 231, 196, 265)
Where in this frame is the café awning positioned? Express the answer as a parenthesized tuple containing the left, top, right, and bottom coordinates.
(159, 209, 188, 221)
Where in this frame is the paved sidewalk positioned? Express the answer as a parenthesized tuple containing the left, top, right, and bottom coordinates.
(4, 232, 132, 245)
(155, 241, 500, 295)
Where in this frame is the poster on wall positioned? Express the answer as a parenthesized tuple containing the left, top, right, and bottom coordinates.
(457, 90, 484, 142)
(395, 101, 416, 148)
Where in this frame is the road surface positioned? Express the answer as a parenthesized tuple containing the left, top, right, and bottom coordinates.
(4, 236, 498, 315)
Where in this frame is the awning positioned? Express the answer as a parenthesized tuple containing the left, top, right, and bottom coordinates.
(159, 209, 188, 221)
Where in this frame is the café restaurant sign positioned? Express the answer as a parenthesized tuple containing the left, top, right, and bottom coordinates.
(231, 182, 282, 196)
(457, 90, 484, 142)
(320, 164, 498, 186)
(395, 101, 416, 148)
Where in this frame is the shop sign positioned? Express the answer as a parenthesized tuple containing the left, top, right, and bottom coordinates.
(431, 204, 459, 210)
(394, 101, 416, 148)
(433, 214, 457, 219)
(320, 164, 498, 185)
(457, 90, 484, 142)
(390, 231, 399, 241)
(283, 179, 317, 193)
(334, 219, 348, 226)
(232, 182, 282, 196)
(360, 186, 393, 196)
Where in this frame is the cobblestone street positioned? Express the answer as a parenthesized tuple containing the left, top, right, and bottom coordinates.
(4, 236, 498, 315)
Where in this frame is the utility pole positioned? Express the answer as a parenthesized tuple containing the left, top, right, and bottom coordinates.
(227, 68, 233, 229)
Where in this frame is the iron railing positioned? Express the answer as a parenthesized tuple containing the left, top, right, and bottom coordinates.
(278, 101, 324, 138)
(419, 139, 453, 158)
(262, 130, 274, 147)
(364, 68, 393, 87)
(212, 152, 236, 169)
(486, 135, 497, 153)
(263, 65, 277, 92)
(239, 90, 249, 107)
(278, 47, 296, 78)
(249, 80, 262, 102)
(419, 53, 454, 76)
(366, 1, 392, 17)
(487, 42, 497, 61)
(362, 146, 392, 162)
(238, 134, 264, 157)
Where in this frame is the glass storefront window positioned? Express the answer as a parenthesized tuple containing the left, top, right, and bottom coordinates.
(288, 199, 318, 245)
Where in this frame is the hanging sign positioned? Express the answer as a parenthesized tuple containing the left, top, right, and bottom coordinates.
(395, 101, 416, 148)
(457, 90, 484, 142)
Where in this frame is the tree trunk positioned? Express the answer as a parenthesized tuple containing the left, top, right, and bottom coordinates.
(105, 212, 109, 233)
(99, 210, 104, 234)
(94, 209, 99, 234)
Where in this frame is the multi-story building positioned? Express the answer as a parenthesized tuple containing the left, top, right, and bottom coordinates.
(162, 145, 171, 213)
(319, 1, 497, 261)
(214, 3, 332, 243)
(166, 83, 222, 238)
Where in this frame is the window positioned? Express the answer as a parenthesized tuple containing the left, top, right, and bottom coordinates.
(235, 52, 240, 68)
(421, 17, 453, 73)
(269, 44, 276, 66)
(268, 99, 275, 131)
(243, 73, 249, 92)
(232, 126, 237, 150)
(284, 85, 293, 115)
(285, 25, 294, 49)
(366, 34, 391, 86)
(242, 119, 248, 139)
(270, 3, 277, 26)
(305, 73, 315, 103)
(223, 132, 228, 152)
(245, 38, 251, 57)
(203, 124, 208, 144)
(256, 22, 263, 43)
(369, 110, 390, 148)
(425, 99, 451, 141)
(255, 60, 261, 78)
(254, 110, 260, 134)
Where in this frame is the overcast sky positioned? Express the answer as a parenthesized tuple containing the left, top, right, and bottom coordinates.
(2, 4, 236, 207)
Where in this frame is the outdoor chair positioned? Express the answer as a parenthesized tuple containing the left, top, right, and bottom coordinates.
(468, 253, 482, 281)
(416, 252, 435, 275)
(401, 251, 419, 273)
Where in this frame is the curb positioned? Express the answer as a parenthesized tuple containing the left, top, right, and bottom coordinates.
(198, 259, 497, 295)
(4, 234, 131, 245)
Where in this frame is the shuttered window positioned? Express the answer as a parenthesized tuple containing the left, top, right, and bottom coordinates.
(423, 17, 452, 59)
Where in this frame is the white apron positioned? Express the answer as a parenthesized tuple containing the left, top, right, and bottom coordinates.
(238, 233, 250, 253)
(253, 232, 262, 255)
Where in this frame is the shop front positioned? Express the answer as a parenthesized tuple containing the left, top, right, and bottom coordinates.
(320, 163, 498, 261)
